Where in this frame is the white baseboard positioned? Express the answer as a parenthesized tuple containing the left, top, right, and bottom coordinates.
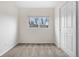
(0, 43, 17, 56)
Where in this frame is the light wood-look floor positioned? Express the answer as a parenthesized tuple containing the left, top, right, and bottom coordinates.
(1, 43, 68, 57)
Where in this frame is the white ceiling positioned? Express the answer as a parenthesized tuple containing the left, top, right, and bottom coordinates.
(16, 1, 65, 8)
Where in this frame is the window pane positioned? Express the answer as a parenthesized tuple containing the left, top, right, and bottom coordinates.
(29, 16, 48, 28)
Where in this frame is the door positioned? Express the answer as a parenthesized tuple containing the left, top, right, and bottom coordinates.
(60, 2, 76, 56)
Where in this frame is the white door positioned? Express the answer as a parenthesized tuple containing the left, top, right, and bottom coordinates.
(60, 2, 76, 57)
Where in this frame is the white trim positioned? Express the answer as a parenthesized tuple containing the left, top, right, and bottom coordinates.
(0, 43, 17, 56)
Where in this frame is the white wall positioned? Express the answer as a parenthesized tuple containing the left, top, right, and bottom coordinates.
(18, 8, 55, 43)
(54, 2, 65, 47)
(0, 2, 18, 56)
(54, 8, 60, 47)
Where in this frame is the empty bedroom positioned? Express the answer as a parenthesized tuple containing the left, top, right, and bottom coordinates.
(0, 1, 78, 57)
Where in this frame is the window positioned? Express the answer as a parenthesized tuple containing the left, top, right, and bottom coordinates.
(29, 16, 48, 28)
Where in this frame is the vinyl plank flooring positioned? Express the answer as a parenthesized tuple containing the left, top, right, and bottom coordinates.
(1, 44, 69, 57)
